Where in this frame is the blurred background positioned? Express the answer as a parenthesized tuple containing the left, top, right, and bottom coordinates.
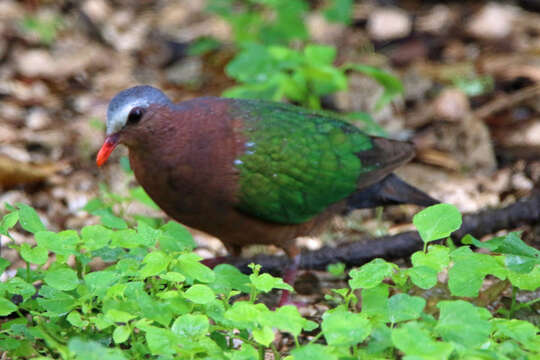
(0, 0, 539, 266)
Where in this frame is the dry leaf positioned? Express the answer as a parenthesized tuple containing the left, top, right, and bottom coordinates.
(0, 155, 66, 187)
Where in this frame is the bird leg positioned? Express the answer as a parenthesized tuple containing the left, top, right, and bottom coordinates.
(278, 253, 301, 307)
(201, 244, 242, 269)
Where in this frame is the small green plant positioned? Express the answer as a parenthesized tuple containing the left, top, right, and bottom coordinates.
(19, 14, 62, 45)
(223, 43, 402, 135)
(1, 199, 538, 359)
(223, 44, 347, 108)
(452, 75, 494, 97)
(207, 0, 309, 46)
(205, 0, 403, 136)
(323, 0, 354, 25)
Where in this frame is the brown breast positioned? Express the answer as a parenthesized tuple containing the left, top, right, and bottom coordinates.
(127, 98, 341, 256)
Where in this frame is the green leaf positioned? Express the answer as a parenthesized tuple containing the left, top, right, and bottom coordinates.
(84, 271, 119, 298)
(171, 313, 209, 338)
(119, 156, 132, 173)
(448, 246, 507, 297)
(44, 267, 79, 291)
(225, 302, 268, 329)
(160, 272, 186, 283)
(67, 311, 89, 328)
(461, 234, 501, 251)
(113, 325, 130, 344)
(223, 81, 282, 101)
(392, 321, 454, 359)
(344, 111, 387, 137)
(136, 220, 160, 247)
(6, 277, 36, 301)
(159, 221, 195, 252)
(408, 266, 438, 289)
(388, 294, 426, 323)
(35, 230, 80, 256)
(463, 232, 540, 273)
(183, 284, 215, 304)
(253, 326, 275, 346)
(324, 0, 353, 24)
(225, 43, 277, 83)
(498, 232, 539, 273)
(111, 229, 147, 249)
(291, 344, 338, 360)
(144, 326, 180, 356)
(188, 36, 221, 56)
(260, 305, 308, 337)
(81, 225, 112, 251)
(411, 245, 450, 272)
(304, 45, 336, 65)
(230, 343, 258, 360)
(436, 300, 492, 349)
(365, 324, 393, 355)
(453, 75, 493, 96)
(68, 337, 127, 360)
(36, 285, 76, 314)
(327, 262, 345, 276)
(0, 258, 9, 273)
(302, 65, 347, 97)
(413, 204, 462, 243)
(19, 244, 48, 265)
(138, 251, 170, 278)
(93, 208, 127, 229)
(361, 283, 389, 322)
(129, 186, 159, 210)
(0, 297, 17, 316)
(82, 197, 106, 213)
(344, 64, 404, 110)
(349, 258, 395, 289)
(176, 253, 215, 283)
(491, 318, 539, 348)
(211, 264, 251, 294)
(105, 309, 136, 323)
(17, 203, 45, 233)
(250, 272, 293, 293)
(507, 265, 540, 291)
(322, 310, 371, 346)
(19, 14, 61, 45)
(0, 211, 19, 235)
(89, 314, 114, 331)
(125, 284, 172, 327)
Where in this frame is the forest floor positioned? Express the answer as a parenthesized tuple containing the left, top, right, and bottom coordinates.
(0, 0, 539, 316)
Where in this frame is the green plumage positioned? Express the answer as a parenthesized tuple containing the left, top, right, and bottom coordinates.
(230, 100, 375, 224)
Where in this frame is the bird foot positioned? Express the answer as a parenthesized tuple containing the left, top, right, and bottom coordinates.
(275, 290, 307, 309)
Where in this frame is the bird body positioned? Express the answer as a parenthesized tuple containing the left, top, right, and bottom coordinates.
(97, 86, 437, 304)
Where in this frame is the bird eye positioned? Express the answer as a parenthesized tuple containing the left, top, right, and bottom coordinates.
(127, 107, 144, 125)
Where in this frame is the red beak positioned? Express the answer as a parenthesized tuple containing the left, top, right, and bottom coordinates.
(96, 134, 119, 167)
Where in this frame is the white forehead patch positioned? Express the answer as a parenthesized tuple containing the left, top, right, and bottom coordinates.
(106, 98, 150, 135)
(105, 85, 172, 135)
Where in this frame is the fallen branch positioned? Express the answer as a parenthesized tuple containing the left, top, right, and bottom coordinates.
(228, 193, 540, 275)
(473, 84, 540, 120)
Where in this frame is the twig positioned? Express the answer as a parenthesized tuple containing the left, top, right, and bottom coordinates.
(228, 193, 540, 275)
(474, 84, 540, 120)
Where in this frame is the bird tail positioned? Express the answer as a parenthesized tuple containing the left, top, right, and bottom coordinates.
(346, 173, 439, 210)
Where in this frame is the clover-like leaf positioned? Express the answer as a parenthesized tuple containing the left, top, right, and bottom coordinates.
(435, 300, 492, 348)
(349, 259, 395, 289)
(322, 310, 371, 346)
(183, 284, 215, 304)
(413, 204, 462, 244)
(388, 294, 426, 323)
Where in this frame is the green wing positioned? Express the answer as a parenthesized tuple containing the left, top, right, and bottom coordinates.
(230, 100, 409, 224)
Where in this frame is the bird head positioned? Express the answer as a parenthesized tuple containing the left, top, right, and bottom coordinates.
(96, 85, 172, 166)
